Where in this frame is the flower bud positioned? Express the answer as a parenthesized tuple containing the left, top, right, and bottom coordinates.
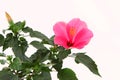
(5, 12, 14, 25)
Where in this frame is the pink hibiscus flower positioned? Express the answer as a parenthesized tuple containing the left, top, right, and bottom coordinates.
(53, 18, 93, 49)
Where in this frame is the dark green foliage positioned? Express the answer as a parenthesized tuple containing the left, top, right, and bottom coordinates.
(9, 57, 22, 70)
(0, 34, 4, 47)
(0, 69, 19, 80)
(22, 27, 53, 45)
(57, 68, 78, 80)
(52, 59, 63, 71)
(9, 21, 25, 34)
(32, 71, 51, 80)
(3, 33, 14, 51)
(30, 40, 45, 49)
(12, 37, 29, 61)
(75, 53, 101, 77)
(30, 48, 50, 63)
(57, 48, 71, 61)
(0, 59, 6, 65)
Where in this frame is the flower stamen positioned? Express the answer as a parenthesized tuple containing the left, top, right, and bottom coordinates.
(67, 41, 73, 47)
(69, 27, 76, 36)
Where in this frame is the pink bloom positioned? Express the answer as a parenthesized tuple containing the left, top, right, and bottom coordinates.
(53, 18, 93, 49)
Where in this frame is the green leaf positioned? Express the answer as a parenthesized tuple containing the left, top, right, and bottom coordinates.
(23, 27, 49, 41)
(0, 59, 6, 65)
(0, 34, 4, 47)
(9, 57, 22, 70)
(3, 33, 19, 51)
(57, 68, 78, 80)
(3, 33, 13, 51)
(19, 37, 28, 54)
(58, 49, 71, 61)
(30, 31, 50, 42)
(52, 59, 63, 71)
(22, 27, 33, 33)
(22, 27, 53, 45)
(49, 35, 54, 45)
(40, 71, 52, 80)
(30, 48, 50, 62)
(32, 64, 42, 73)
(0, 53, 6, 57)
(75, 53, 101, 77)
(50, 35, 54, 41)
(9, 21, 26, 33)
(30, 30, 48, 40)
(0, 70, 19, 80)
(12, 45, 28, 61)
(30, 41, 45, 49)
(7, 55, 13, 64)
(12, 37, 29, 61)
(33, 71, 51, 80)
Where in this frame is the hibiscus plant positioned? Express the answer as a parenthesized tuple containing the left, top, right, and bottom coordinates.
(0, 12, 101, 80)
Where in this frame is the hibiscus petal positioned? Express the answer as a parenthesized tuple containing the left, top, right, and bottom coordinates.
(66, 18, 87, 41)
(53, 22, 68, 39)
(73, 38, 92, 49)
(67, 18, 87, 33)
(53, 22, 70, 48)
(73, 28, 93, 49)
(54, 36, 69, 49)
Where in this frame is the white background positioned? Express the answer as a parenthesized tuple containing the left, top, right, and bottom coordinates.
(0, 0, 120, 80)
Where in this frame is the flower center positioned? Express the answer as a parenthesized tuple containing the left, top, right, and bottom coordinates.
(67, 41, 73, 47)
(69, 27, 76, 36)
